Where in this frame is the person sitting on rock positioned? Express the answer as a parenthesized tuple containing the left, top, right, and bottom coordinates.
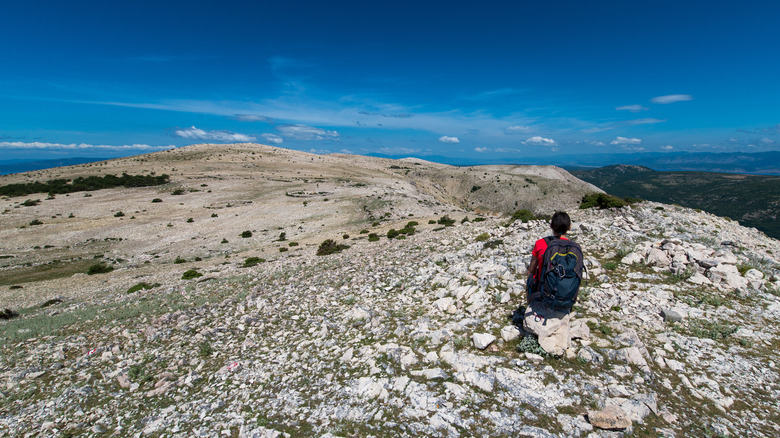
(522, 211, 585, 356)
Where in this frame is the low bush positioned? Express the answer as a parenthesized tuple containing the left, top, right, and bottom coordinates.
(20, 199, 40, 207)
(368, 233, 379, 242)
(317, 239, 350, 256)
(483, 239, 504, 250)
(29, 219, 43, 226)
(181, 269, 203, 280)
(507, 209, 535, 225)
(187, 218, 194, 223)
(151, 198, 163, 203)
(476, 232, 490, 242)
(437, 215, 456, 227)
(171, 188, 186, 195)
(114, 211, 125, 217)
(579, 193, 638, 209)
(428, 220, 436, 224)
(87, 263, 113, 275)
(240, 230, 253, 238)
(243, 257, 265, 267)
(127, 282, 159, 293)
(174, 256, 187, 264)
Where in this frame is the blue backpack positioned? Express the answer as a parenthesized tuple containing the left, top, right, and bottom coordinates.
(528, 236, 584, 313)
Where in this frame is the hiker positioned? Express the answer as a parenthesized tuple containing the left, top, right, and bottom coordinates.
(522, 211, 584, 355)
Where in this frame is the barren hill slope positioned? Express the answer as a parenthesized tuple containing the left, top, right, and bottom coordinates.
(0, 143, 598, 309)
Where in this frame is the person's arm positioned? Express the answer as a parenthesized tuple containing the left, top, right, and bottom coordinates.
(527, 256, 538, 278)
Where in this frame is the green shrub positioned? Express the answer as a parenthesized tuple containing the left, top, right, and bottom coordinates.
(737, 264, 753, 276)
(359, 229, 369, 234)
(87, 263, 113, 275)
(317, 239, 350, 256)
(428, 220, 436, 224)
(471, 185, 481, 192)
(211, 213, 218, 217)
(151, 198, 163, 203)
(483, 239, 504, 250)
(221, 238, 228, 244)
(279, 247, 288, 252)
(29, 219, 43, 226)
(508, 209, 535, 225)
(127, 282, 159, 293)
(278, 232, 287, 241)
(187, 218, 194, 223)
(171, 188, 186, 195)
(461, 216, 470, 223)
(437, 215, 456, 227)
(289, 242, 299, 247)
(174, 256, 187, 264)
(114, 211, 125, 217)
(243, 257, 265, 267)
(368, 233, 379, 242)
(604, 261, 618, 271)
(517, 335, 549, 356)
(579, 193, 635, 209)
(472, 217, 486, 223)
(181, 269, 202, 280)
(198, 341, 214, 357)
(240, 230, 253, 238)
(476, 232, 490, 242)
(343, 234, 350, 239)
(20, 199, 40, 207)
(406, 221, 419, 228)
(387, 229, 400, 239)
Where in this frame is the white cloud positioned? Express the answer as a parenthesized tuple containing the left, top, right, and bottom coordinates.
(474, 147, 488, 153)
(276, 124, 339, 141)
(0, 141, 175, 151)
(261, 133, 283, 144)
(585, 140, 606, 146)
(661, 145, 674, 150)
(522, 136, 557, 146)
(760, 137, 775, 144)
(174, 126, 256, 142)
(625, 118, 666, 125)
(438, 136, 460, 144)
(650, 94, 693, 104)
(616, 105, 649, 112)
(610, 136, 643, 145)
(233, 114, 275, 123)
(504, 125, 531, 134)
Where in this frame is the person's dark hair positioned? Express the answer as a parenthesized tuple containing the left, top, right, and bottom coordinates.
(550, 211, 571, 236)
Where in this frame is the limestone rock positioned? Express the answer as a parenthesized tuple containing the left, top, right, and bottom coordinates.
(588, 405, 632, 430)
(472, 333, 496, 350)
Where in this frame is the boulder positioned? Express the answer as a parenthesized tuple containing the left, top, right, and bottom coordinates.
(588, 405, 632, 430)
(472, 333, 496, 350)
(646, 248, 670, 268)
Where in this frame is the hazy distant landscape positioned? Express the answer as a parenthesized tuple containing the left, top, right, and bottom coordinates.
(571, 164, 780, 239)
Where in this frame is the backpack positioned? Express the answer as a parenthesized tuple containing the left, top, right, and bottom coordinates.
(528, 236, 584, 313)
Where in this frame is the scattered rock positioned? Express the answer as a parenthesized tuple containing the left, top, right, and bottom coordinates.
(588, 405, 632, 430)
(472, 333, 496, 350)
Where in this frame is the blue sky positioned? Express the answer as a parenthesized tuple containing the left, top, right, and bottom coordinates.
(1, 0, 779, 163)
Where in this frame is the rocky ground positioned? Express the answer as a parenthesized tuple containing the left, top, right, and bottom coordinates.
(2, 201, 779, 437)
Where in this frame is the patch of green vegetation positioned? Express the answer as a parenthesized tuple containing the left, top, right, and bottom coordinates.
(171, 188, 186, 195)
(579, 193, 636, 209)
(242, 257, 265, 268)
(151, 198, 163, 203)
(0, 173, 170, 197)
(28, 219, 43, 226)
(368, 233, 379, 242)
(507, 209, 535, 225)
(472, 217, 486, 222)
(174, 256, 187, 264)
(181, 269, 203, 280)
(316, 239, 350, 256)
(586, 321, 613, 337)
(476, 232, 490, 242)
(87, 263, 113, 275)
(679, 319, 738, 341)
(516, 334, 549, 356)
(198, 341, 214, 357)
(483, 239, 503, 250)
(126, 282, 160, 294)
(20, 199, 41, 207)
(437, 215, 456, 227)
(240, 230, 253, 238)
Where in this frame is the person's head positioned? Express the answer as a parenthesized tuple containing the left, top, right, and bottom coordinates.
(550, 211, 571, 236)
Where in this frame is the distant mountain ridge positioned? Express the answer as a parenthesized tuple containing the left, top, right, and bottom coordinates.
(571, 165, 780, 239)
(0, 157, 107, 175)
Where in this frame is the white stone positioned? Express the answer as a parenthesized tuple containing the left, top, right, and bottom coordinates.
(500, 325, 520, 342)
(472, 333, 496, 350)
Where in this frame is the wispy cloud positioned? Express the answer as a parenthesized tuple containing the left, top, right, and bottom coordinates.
(616, 104, 649, 112)
(233, 114, 275, 123)
(610, 136, 643, 145)
(276, 124, 339, 141)
(651, 94, 693, 104)
(174, 126, 256, 142)
(261, 133, 283, 144)
(504, 125, 532, 135)
(661, 145, 674, 150)
(0, 141, 175, 151)
(438, 136, 460, 144)
(522, 136, 556, 146)
(474, 147, 488, 152)
(625, 118, 666, 125)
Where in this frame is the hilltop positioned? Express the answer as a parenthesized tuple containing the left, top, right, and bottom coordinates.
(570, 165, 780, 239)
(1, 144, 779, 437)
